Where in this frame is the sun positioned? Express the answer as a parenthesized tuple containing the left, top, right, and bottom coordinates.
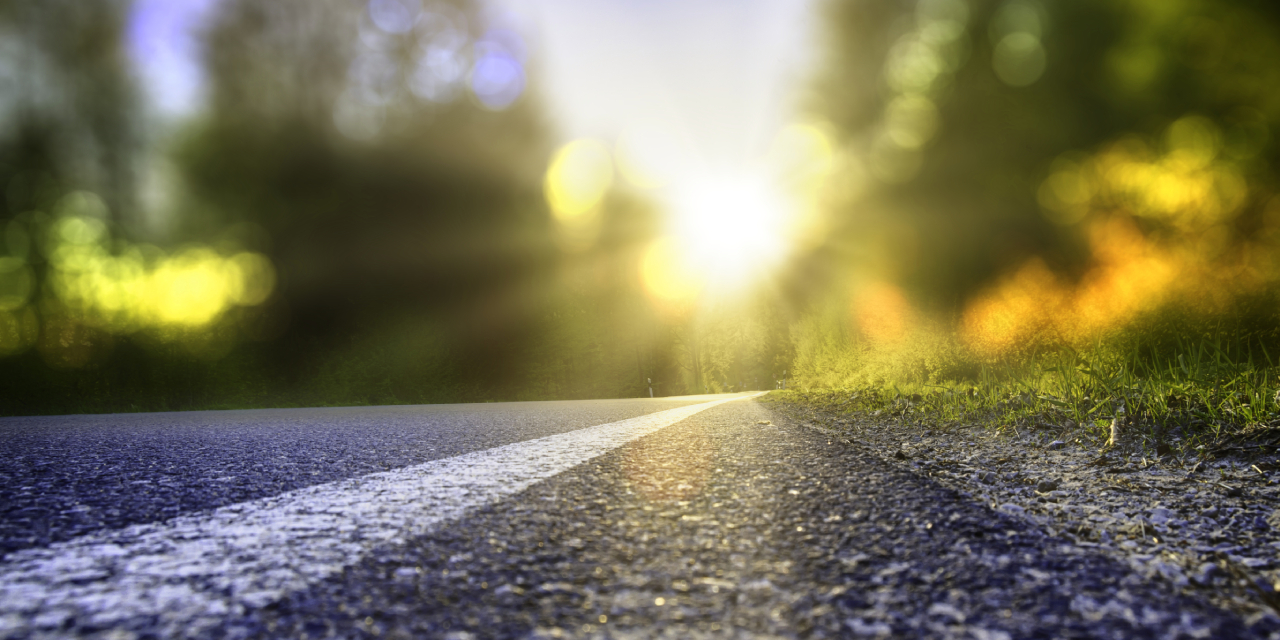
(668, 172, 790, 293)
(621, 121, 834, 305)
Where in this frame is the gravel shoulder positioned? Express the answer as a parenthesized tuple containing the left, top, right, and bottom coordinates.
(765, 394, 1280, 633)
(225, 398, 1258, 639)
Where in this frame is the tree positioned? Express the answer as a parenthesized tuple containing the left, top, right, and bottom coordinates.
(0, 0, 140, 225)
(806, 0, 1280, 313)
(178, 0, 555, 387)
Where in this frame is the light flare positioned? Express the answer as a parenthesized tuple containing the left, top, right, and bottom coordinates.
(965, 114, 1278, 358)
(961, 216, 1255, 358)
(1039, 117, 1249, 230)
(640, 237, 704, 311)
(544, 139, 612, 252)
(650, 122, 835, 298)
(669, 174, 789, 290)
(853, 283, 913, 344)
(615, 123, 687, 190)
(0, 190, 280, 363)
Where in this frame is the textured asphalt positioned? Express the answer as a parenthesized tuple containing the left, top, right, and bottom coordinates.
(218, 400, 1248, 639)
(0, 397, 1260, 638)
(0, 398, 710, 556)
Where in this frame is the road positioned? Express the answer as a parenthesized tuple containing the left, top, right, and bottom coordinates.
(0, 394, 1258, 638)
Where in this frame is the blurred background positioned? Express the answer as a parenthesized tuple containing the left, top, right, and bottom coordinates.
(2, 0, 1279, 414)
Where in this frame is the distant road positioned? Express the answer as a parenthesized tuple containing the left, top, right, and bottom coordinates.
(0, 396, 724, 555)
(0, 393, 1255, 638)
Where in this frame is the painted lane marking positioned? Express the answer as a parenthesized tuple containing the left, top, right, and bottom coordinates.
(0, 393, 763, 637)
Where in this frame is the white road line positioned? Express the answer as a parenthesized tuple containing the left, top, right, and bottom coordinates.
(0, 393, 762, 638)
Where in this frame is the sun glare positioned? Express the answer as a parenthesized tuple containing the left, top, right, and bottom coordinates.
(669, 174, 789, 292)
(547, 122, 833, 305)
(640, 237, 704, 308)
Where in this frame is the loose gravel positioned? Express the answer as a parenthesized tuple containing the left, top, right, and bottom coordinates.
(768, 395, 1280, 637)
(221, 399, 1258, 639)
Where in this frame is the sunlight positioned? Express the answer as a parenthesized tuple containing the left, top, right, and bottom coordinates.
(616, 121, 832, 304)
(640, 237, 703, 309)
(669, 172, 789, 293)
(853, 282, 913, 344)
(544, 139, 613, 252)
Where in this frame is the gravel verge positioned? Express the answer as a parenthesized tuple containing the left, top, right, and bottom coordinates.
(214, 399, 1256, 639)
(766, 394, 1280, 635)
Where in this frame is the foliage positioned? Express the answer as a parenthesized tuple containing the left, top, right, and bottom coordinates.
(785, 299, 1280, 452)
(782, 0, 1280, 450)
(0, 0, 142, 226)
(805, 0, 1280, 309)
(790, 294, 975, 388)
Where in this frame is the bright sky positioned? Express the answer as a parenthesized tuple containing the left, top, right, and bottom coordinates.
(127, 0, 220, 116)
(515, 0, 818, 170)
(128, 0, 818, 167)
(514, 0, 823, 297)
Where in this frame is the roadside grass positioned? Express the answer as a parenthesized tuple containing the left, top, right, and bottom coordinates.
(768, 330, 1280, 458)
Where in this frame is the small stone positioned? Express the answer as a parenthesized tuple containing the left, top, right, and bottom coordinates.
(1240, 557, 1272, 569)
(1036, 479, 1058, 493)
(926, 602, 965, 623)
(1147, 559, 1187, 587)
(1267, 510, 1280, 530)
(1047, 440, 1066, 450)
(1000, 503, 1026, 516)
(970, 629, 1013, 640)
(1192, 562, 1221, 585)
(846, 618, 892, 636)
(894, 450, 909, 460)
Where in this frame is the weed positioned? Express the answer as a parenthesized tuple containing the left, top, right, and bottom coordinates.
(776, 329, 1280, 455)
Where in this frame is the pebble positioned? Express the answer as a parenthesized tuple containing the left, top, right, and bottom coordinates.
(774, 397, 1280, 632)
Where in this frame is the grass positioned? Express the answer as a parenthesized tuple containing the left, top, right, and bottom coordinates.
(773, 329, 1280, 457)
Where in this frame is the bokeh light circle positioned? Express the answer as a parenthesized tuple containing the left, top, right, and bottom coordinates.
(368, 0, 420, 34)
(470, 47, 524, 110)
(545, 140, 613, 221)
(993, 32, 1046, 86)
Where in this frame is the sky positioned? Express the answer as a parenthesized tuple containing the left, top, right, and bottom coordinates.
(127, 0, 820, 173)
(517, 0, 818, 170)
(127, 0, 220, 116)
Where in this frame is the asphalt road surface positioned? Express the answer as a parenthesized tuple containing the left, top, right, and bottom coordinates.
(0, 394, 1260, 638)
